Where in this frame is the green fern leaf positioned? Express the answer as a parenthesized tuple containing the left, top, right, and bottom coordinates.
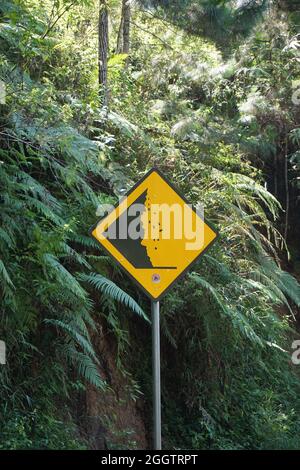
(78, 272, 149, 322)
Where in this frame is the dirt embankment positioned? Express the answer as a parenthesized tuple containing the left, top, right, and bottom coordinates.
(81, 323, 148, 450)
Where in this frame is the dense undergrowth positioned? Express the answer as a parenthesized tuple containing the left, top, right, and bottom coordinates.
(1, 0, 300, 449)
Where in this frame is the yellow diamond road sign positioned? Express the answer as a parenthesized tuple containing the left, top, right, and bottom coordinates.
(90, 168, 218, 300)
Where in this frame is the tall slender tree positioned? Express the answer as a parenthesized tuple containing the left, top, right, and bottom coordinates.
(116, 0, 131, 54)
(98, 0, 109, 106)
(116, 12, 124, 53)
(122, 0, 131, 54)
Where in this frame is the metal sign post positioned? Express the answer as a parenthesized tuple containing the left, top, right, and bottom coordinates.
(151, 300, 161, 450)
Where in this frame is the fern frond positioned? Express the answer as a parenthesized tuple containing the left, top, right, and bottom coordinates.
(69, 234, 100, 250)
(44, 318, 98, 362)
(25, 196, 64, 225)
(60, 344, 105, 389)
(0, 259, 14, 288)
(0, 228, 15, 249)
(190, 273, 263, 345)
(78, 272, 149, 322)
(58, 242, 91, 269)
(43, 254, 87, 300)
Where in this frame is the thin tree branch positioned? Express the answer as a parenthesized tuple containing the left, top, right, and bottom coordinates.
(138, 8, 178, 35)
(130, 20, 174, 50)
(42, 2, 76, 39)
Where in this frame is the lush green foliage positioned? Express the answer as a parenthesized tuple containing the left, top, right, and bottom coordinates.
(1, 0, 300, 449)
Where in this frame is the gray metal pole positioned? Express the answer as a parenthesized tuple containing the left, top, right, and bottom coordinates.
(152, 300, 161, 450)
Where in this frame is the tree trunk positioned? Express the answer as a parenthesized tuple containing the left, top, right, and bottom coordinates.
(116, 15, 124, 54)
(284, 135, 289, 242)
(122, 0, 131, 55)
(116, 0, 131, 55)
(98, 0, 109, 107)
